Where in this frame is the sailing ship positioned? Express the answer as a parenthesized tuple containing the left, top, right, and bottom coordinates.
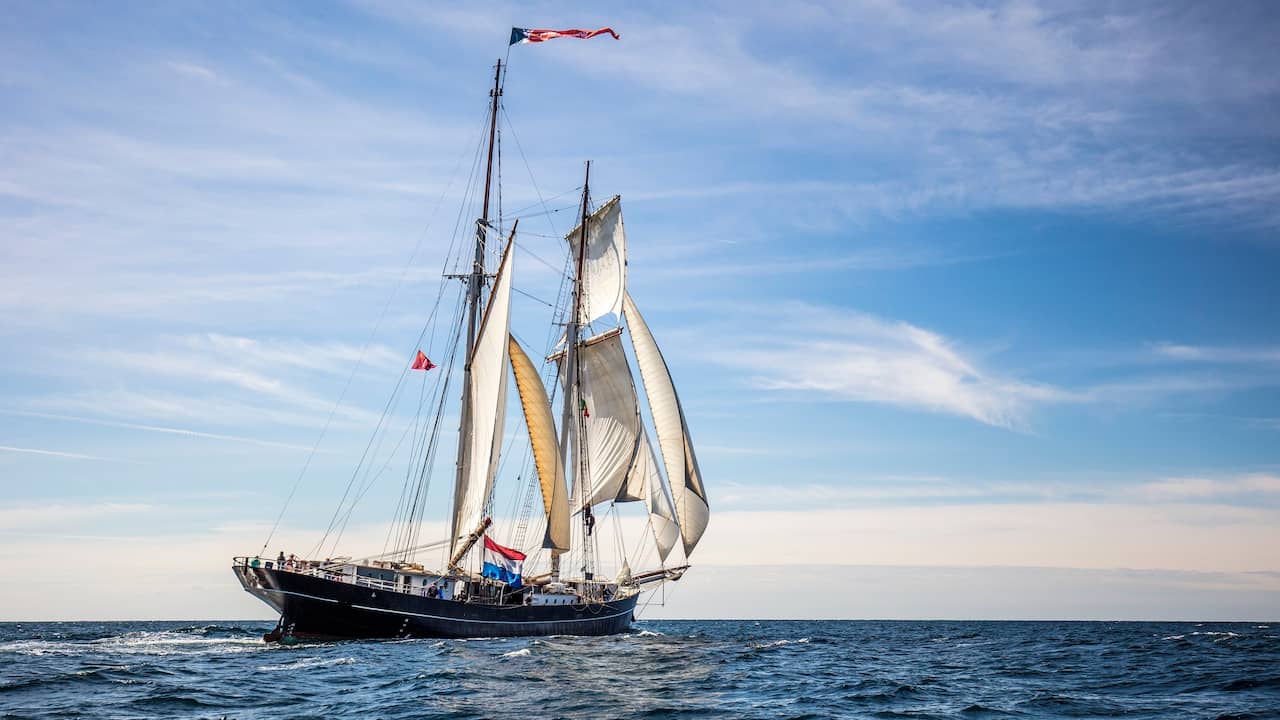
(232, 58, 709, 640)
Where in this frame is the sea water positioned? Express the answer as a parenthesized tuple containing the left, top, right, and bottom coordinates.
(1, 620, 1277, 718)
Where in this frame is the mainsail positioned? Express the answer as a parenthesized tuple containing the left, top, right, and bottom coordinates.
(450, 239, 513, 553)
(623, 292, 709, 555)
(565, 195, 626, 325)
(562, 329, 643, 510)
(508, 335, 570, 552)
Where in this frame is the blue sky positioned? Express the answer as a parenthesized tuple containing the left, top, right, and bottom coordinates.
(1, 1, 1278, 620)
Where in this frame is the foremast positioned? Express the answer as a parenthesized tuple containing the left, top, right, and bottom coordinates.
(449, 60, 503, 568)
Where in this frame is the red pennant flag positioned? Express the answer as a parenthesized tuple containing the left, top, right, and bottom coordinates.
(411, 350, 437, 371)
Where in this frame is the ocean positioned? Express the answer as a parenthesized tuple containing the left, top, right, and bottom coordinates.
(1, 620, 1277, 719)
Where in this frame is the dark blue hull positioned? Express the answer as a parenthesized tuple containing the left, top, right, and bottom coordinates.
(233, 565, 636, 639)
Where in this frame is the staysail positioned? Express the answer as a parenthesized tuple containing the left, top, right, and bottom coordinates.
(451, 240, 513, 553)
(564, 195, 626, 325)
(508, 335, 570, 552)
(623, 292, 709, 555)
(631, 427, 680, 561)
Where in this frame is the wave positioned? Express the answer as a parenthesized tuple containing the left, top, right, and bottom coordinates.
(0, 665, 138, 693)
(1163, 631, 1246, 642)
(169, 624, 262, 637)
(1222, 676, 1280, 692)
(90, 631, 265, 655)
(257, 656, 357, 672)
(501, 648, 532, 658)
(752, 637, 810, 650)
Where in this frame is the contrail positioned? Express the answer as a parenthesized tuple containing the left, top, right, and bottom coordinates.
(0, 445, 139, 463)
(1, 409, 327, 453)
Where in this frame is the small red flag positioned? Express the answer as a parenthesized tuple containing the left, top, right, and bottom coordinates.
(411, 350, 436, 371)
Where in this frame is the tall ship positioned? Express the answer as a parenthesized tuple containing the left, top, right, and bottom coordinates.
(233, 54, 709, 640)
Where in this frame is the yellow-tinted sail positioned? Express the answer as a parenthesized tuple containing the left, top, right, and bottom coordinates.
(508, 335, 570, 551)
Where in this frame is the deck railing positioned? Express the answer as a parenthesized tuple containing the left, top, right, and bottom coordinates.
(234, 556, 436, 596)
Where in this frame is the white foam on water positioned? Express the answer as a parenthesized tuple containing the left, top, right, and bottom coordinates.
(1163, 631, 1241, 642)
(89, 632, 264, 656)
(755, 638, 810, 649)
(634, 630, 664, 637)
(501, 648, 531, 658)
(257, 656, 356, 672)
(0, 640, 69, 656)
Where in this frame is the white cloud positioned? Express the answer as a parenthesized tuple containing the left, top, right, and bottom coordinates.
(716, 303, 1070, 429)
(1135, 474, 1280, 500)
(693, 502, 1280, 574)
(167, 61, 220, 84)
(642, 564, 1280, 621)
(0, 502, 152, 530)
(3, 499, 1277, 619)
(1153, 342, 1280, 365)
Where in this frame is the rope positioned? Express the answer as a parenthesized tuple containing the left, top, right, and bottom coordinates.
(303, 101, 491, 560)
(261, 101, 488, 559)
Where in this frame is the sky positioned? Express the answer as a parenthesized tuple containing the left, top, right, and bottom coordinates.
(1, 0, 1279, 621)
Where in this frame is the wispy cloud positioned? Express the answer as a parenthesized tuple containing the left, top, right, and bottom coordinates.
(76, 334, 393, 423)
(1, 410, 324, 453)
(1134, 474, 1280, 501)
(717, 473, 1280, 511)
(0, 502, 152, 530)
(1153, 342, 1280, 365)
(693, 501, 1280, 573)
(714, 303, 1071, 429)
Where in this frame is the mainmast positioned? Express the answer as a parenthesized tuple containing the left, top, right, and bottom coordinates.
(557, 162, 592, 582)
(450, 60, 503, 564)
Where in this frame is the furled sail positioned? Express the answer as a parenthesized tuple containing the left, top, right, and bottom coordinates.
(564, 195, 626, 325)
(623, 292, 709, 555)
(508, 335, 570, 552)
(451, 240, 513, 553)
(560, 329, 643, 510)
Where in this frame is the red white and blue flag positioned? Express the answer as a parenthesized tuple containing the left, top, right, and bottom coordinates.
(509, 27, 619, 45)
(481, 536, 526, 589)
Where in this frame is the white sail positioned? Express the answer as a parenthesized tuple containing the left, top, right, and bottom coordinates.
(633, 426, 680, 562)
(565, 195, 626, 325)
(562, 329, 642, 510)
(623, 292, 709, 556)
(508, 335, 570, 552)
(451, 240, 513, 550)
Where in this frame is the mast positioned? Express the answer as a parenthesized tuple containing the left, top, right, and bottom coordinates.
(450, 59, 503, 561)
(556, 162, 592, 582)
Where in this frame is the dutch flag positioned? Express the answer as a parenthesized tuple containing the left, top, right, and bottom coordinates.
(481, 536, 526, 589)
